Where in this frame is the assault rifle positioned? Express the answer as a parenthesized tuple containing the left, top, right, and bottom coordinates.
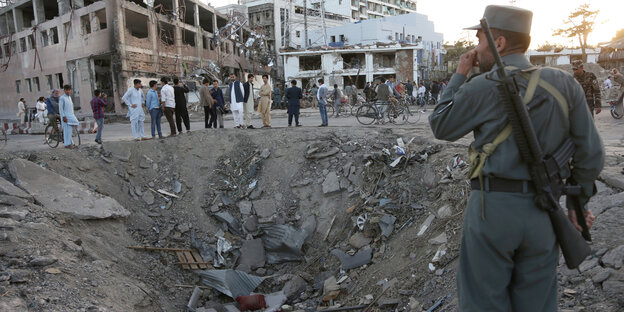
(480, 18, 591, 269)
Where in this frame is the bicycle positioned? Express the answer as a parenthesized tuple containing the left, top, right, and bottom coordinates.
(44, 117, 81, 148)
(356, 99, 408, 125)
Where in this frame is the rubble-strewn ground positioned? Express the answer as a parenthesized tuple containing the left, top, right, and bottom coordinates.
(0, 122, 623, 312)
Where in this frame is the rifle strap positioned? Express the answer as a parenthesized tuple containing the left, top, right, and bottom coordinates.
(468, 67, 567, 219)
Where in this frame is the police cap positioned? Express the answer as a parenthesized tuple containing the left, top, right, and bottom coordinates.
(465, 5, 533, 34)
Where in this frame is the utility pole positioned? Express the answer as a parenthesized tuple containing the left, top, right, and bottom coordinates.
(321, 0, 327, 46)
(303, 0, 308, 49)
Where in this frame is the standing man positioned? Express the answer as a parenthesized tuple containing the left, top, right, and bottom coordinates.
(286, 80, 302, 127)
(332, 84, 342, 117)
(90, 89, 108, 144)
(243, 74, 256, 129)
(317, 78, 328, 127)
(572, 60, 602, 117)
(417, 82, 426, 106)
(429, 5, 603, 311)
(173, 78, 191, 133)
(225, 72, 245, 128)
(405, 80, 414, 99)
(58, 85, 79, 148)
(430, 80, 440, 104)
(122, 79, 149, 141)
(160, 77, 177, 136)
(350, 83, 358, 106)
(200, 78, 215, 129)
(17, 98, 26, 124)
(385, 76, 401, 106)
(375, 77, 392, 123)
(210, 79, 225, 128)
(310, 84, 318, 108)
(363, 82, 371, 102)
(146, 80, 163, 138)
(258, 75, 272, 128)
(273, 85, 282, 110)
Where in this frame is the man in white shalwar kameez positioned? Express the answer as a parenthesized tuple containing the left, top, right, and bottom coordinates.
(122, 79, 149, 141)
(58, 85, 79, 148)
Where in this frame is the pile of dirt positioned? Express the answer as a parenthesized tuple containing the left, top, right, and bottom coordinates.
(0, 127, 622, 311)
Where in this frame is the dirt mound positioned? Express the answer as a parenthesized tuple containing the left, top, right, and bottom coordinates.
(0, 127, 622, 311)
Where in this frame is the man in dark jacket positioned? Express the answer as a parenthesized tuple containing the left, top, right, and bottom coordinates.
(210, 79, 225, 128)
(173, 78, 191, 133)
(286, 80, 303, 127)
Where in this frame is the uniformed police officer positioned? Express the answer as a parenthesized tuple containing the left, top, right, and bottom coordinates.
(429, 5, 604, 312)
(572, 60, 602, 116)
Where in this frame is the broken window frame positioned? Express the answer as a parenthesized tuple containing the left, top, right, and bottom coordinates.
(33, 77, 40, 92)
(125, 9, 149, 39)
(92, 9, 107, 31)
(50, 27, 59, 45)
(25, 78, 32, 93)
(15, 80, 21, 94)
(81, 14, 92, 35)
(299, 55, 322, 71)
(55, 73, 63, 89)
(40, 30, 49, 47)
(19, 37, 26, 52)
(46, 75, 53, 90)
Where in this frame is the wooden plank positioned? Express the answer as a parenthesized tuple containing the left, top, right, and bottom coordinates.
(183, 251, 198, 270)
(176, 251, 190, 270)
(191, 250, 207, 269)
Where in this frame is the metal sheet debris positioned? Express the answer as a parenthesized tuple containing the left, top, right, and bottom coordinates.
(199, 269, 265, 299)
(260, 225, 308, 264)
(378, 214, 397, 237)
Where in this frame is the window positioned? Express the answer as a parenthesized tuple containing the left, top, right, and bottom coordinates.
(55, 73, 63, 89)
(46, 75, 53, 90)
(41, 30, 49, 47)
(3, 42, 9, 57)
(296, 31, 300, 38)
(331, 35, 336, 43)
(19, 38, 27, 52)
(81, 14, 91, 35)
(33, 77, 40, 92)
(125, 10, 149, 39)
(50, 27, 59, 44)
(15, 80, 21, 94)
(93, 9, 107, 31)
(340, 35, 345, 42)
(25, 78, 32, 92)
(27, 35, 34, 49)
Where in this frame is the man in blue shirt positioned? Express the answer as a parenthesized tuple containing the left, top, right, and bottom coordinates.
(146, 80, 163, 138)
(209, 79, 225, 128)
(45, 89, 61, 130)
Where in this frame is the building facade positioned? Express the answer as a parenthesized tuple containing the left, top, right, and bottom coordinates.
(320, 0, 417, 21)
(0, 0, 263, 115)
(307, 13, 445, 79)
(598, 38, 624, 73)
(526, 48, 601, 66)
(282, 44, 421, 91)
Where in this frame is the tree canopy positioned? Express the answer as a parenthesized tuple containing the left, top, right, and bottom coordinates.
(553, 3, 599, 62)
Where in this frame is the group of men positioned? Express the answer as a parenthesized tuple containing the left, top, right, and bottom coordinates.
(224, 73, 273, 129)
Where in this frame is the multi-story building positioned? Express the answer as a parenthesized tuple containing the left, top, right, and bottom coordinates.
(320, 0, 417, 22)
(234, 0, 350, 82)
(306, 13, 445, 80)
(526, 48, 601, 66)
(0, 0, 265, 115)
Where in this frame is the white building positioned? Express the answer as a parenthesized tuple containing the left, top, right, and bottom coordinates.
(281, 44, 422, 90)
(526, 48, 601, 66)
(320, 0, 418, 21)
(307, 13, 445, 78)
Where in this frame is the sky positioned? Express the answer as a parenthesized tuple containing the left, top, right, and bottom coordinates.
(210, 0, 623, 49)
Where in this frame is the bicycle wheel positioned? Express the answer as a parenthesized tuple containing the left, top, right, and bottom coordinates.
(327, 105, 335, 117)
(0, 129, 6, 149)
(391, 105, 408, 125)
(406, 105, 422, 124)
(72, 127, 81, 146)
(356, 105, 377, 125)
(44, 124, 60, 148)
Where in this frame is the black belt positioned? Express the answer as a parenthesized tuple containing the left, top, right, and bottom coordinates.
(470, 177, 536, 194)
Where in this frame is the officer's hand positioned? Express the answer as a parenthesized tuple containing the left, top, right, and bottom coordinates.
(457, 49, 478, 76)
(595, 107, 601, 114)
(568, 209, 595, 232)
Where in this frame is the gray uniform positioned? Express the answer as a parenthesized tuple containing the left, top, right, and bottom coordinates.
(429, 53, 604, 311)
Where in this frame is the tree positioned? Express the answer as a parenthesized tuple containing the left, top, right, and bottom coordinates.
(536, 42, 565, 53)
(553, 3, 599, 62)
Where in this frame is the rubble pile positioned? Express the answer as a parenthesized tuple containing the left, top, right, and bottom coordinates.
(0, 128, 622, 311)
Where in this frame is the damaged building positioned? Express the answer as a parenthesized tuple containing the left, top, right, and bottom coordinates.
(282, 44, 421, 90)
(0, 0, 265, 115)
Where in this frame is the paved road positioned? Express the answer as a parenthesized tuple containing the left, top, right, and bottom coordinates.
(1, 106, 622, 154)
